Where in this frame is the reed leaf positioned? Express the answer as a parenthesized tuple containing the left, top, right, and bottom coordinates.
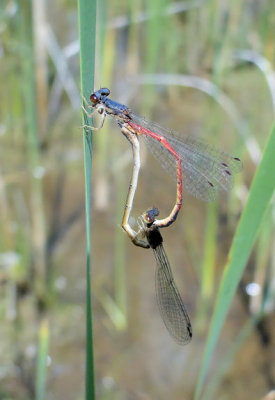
(77, 0, 96, 398)
(195, 122, 275, 399)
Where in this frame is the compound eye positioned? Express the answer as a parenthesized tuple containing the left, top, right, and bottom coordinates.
(143, 208, 159, 224)
(144, 213, 152, 224)
(90, 93, 98, 104)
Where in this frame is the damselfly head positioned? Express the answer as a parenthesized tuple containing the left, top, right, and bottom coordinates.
(143, 208, 159, 225)
(90, 88, 110, 106)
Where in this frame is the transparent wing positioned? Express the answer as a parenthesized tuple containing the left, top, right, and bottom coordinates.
(131, 113, 242, 202)
(154, 243, 192, 345)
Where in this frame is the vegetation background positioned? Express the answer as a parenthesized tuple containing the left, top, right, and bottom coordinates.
(0, 0, 274, 399)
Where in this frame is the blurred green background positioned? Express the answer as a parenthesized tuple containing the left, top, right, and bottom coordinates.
(0, 0, 274, 399)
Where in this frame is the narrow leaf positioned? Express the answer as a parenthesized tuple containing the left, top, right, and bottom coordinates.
(77, 0, 96, 399)
(195, 123, 275, 399)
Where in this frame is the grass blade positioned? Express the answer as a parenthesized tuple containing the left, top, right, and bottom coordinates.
(77, 0, 96, 398)
(195, 122, 275, 399)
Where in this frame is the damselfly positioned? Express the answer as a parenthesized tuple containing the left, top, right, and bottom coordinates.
(83, 88, 242, 248)
(139, 207, 192, 345)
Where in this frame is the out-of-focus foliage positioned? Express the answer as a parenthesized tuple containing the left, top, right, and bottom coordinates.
(0, 0, 274, 399)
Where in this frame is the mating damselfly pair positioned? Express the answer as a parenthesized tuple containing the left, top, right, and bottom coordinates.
(83, 88, 241, 345)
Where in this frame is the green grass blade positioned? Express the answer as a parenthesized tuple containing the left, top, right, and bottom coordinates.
(35, 319, 49, 400)
(77, 0, 96, 399)
(195, 123, 275, 400)
(83, 131, 95, 400)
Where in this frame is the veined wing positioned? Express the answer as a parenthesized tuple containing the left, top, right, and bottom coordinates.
(131, 113, 242, 202)
(153, 243, 192, 345)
